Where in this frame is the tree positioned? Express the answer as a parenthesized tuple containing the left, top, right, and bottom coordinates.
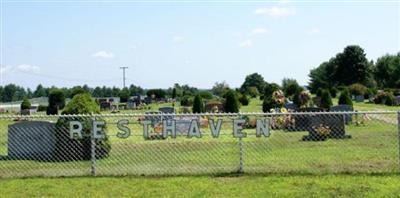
(56, 93, 110, 161)
(146, 89, 166, 99)
(373, 53, 400, 88)
(2, 84, 18, 102)
(308, 59, 337, 93)
(348, 83, 368, 96)
(198, 91, 213, 100)
(212, 81, 230, 97)
(263, 83, 280, 99)
(239, 94, 249, 106)
(34, 84, 47, 97)
(338, 89, 353, 107)
(246, 86, 260, 98)
(319, 90, 333, 109)
(47, 89, 66, 115)
(282, 78, 300, 97)
(119, 88, 130, 103)
(180, 95, 193, 106)
(192, 94, 205, 113)
(20, 98, 31, 110)
(224, 90, 240, 113)
(128, 84, 144, 96)
(333, 45, 373, 86)
(172, 88, 177, 99)
(240, 73, 265, 94)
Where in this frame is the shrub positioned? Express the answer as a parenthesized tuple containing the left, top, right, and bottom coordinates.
(180, 95, 193, 106)
(239, 94, 249, 106)
(224, 90, 240, 113)
(329, 87, 338, 98)
(198, 91, 213, 100)
(262, 90, 285, 112)
(56, 93, 111, 161)
(294, 90, 311, 108)
(316, 88, 324, 97)
(38, 105, 48, 112)
(192, 94, 205, 113)
(146, 89, 166, 99)
(119, 88, 130, 103)
(47, 89, 65, 115)
(348, 83, 368, 96)
(319, 90, 333, 109)
(20, 98, 31, 110)
(246, 86, 260, 98)
(338, 89, 353, 107)
(384, 93, 395, 106)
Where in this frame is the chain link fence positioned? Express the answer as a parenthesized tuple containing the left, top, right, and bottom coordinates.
(0, 111, 399, 178)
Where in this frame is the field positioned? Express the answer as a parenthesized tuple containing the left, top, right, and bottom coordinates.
(0, 99, 399, 196)
(1, 175, 400, 197)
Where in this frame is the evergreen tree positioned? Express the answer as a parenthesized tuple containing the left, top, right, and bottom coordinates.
(224, 90, 240, 113)
(320, 90, 333, 109)
(192, 94, 205, 113)
(338, 89, 353, 107)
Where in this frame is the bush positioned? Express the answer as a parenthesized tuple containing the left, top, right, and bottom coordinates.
(224, 90, 240, 113)
(192, 94, 205, 113)
(262, 90, 285, 112)
(180, 95, 193, 106)
(316, 88, 324, 97)
(319, 90, 333, 109)
(198, 91, 213, 100)
(384, 94, 395, 106)
(47, 89, 65, 115)
(38, 105, 48, 112)
(348, 83, 367, 96)
(146, 89, 166, 99)
(329, 87, 338, 98)
(246, 86, 260, 98)
(119, 88, 130, 103)
(239, 94, 249, 106)
(373, 91, 395, 106)
(56, 93, 111, 161)
(338, 89, 353, 107)
(20, 98, 31, 110)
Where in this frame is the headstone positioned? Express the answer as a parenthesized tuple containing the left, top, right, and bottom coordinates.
(20, 109, 31, 116)
(159, 107, 175, 114)
(286, 107, 324, 131)
(355, 95, 364, 103)
(284, 103, 298, 111)
(8, 121, 56, 160)
(395, 96, 400, 106)
(302, 114, 350, 141)
(330, 105, 353, 124)
(100, 102, 111, 110)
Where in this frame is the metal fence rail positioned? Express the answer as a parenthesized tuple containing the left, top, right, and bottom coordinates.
(0, 111, 399, 178)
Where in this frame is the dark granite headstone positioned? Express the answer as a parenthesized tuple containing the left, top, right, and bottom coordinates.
(8, 121, 56, 160)
(302, 114, 349, 141)
(286, 107, 324, 131)
(330, 105, 353, 124)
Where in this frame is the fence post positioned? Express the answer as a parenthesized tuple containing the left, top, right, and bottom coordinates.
(238, 113, 244, 173)
(91, 113, 96, 176)
(398, 111, 400, 171)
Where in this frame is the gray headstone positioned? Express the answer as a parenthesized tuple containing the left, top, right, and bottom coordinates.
(355, 95, 364, 102)
(8, 121, 56, 160)
(284, 103, 298, 111)
(159, 107, 175, 114)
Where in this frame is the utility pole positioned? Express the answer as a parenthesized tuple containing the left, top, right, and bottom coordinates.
(120, 66, 128, 88)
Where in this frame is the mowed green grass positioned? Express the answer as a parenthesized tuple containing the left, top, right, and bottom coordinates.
(1, 175, 400, 197)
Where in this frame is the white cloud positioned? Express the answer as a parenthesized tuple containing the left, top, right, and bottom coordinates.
(307, 27, 320, 35)
(239, 39, 253, 48)
(254, 6, 296, 17)
(0, 65, 13, 75)
(172, 36, 185, 43)
(16, 64, 40, 73)
(251, 28, 268, 35)
(92, 51, 115, 59)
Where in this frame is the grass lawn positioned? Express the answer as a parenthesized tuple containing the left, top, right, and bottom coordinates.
(1, 175, 400, 197)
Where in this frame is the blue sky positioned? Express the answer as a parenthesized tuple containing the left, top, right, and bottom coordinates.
(1, 1, 399, 89)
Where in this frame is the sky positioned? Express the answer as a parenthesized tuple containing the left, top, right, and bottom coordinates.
(0, 0, 399, 89)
